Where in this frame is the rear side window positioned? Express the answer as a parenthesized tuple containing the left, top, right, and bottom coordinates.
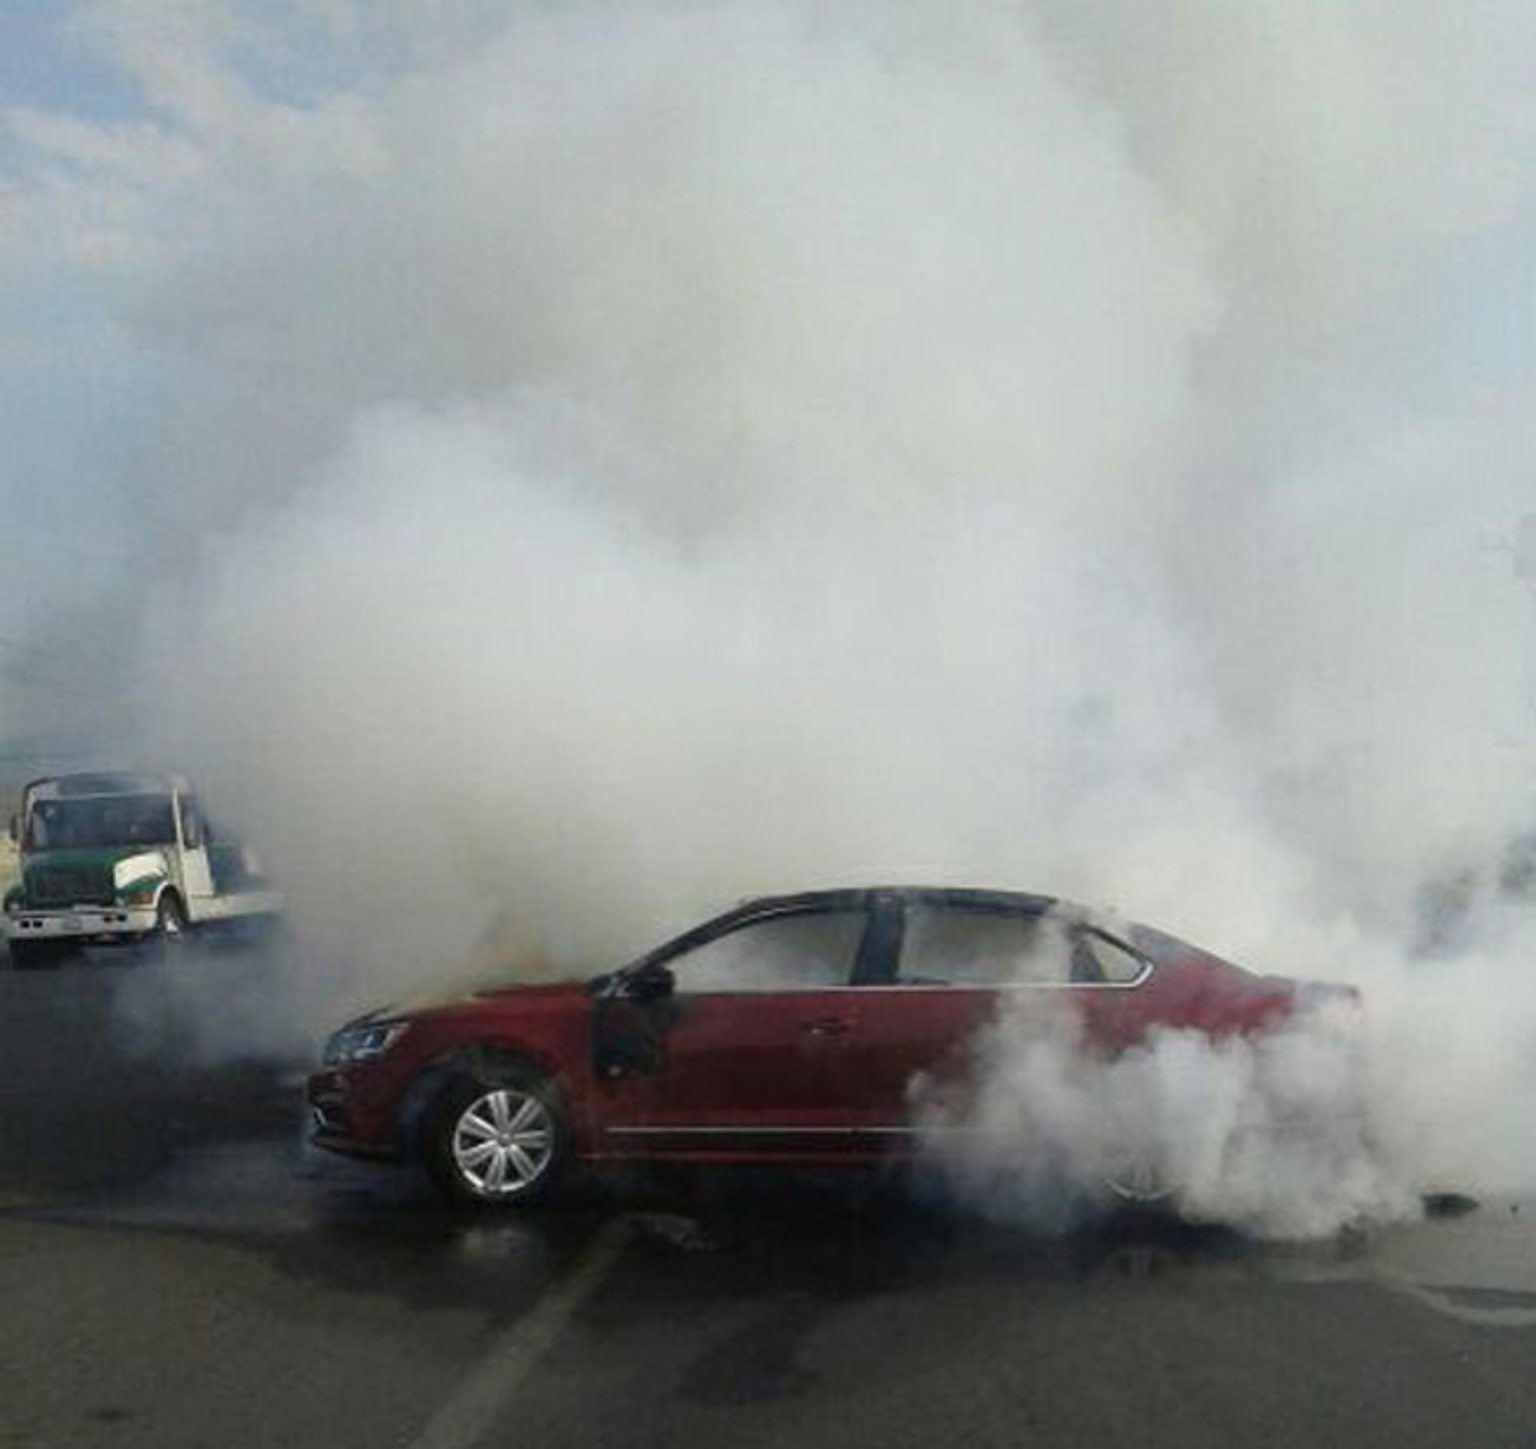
(668, 909, 866, 994)
(898, 905, 1071, 986)
(1071, 930, 1148, 985)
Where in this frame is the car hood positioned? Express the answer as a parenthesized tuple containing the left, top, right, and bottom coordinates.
(345, 978, 592, 1029)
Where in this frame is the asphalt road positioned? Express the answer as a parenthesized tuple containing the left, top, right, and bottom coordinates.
(4, 953, 1536, 1449)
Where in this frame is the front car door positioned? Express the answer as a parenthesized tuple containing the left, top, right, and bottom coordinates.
(592, 897, 877, 1158)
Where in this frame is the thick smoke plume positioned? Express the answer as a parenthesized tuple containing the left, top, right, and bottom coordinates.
(914, 990, 1413, 1240)
(4, 1, 1536, 1233)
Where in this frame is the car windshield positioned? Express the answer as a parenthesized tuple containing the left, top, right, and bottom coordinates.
(24, 795, 177, 851)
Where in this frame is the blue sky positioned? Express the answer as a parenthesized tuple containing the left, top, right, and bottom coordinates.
(0, 2, 144, 119)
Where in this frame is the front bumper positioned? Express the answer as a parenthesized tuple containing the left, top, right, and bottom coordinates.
(306, 1066, 405, 1161)
(5, 905, 159, 944)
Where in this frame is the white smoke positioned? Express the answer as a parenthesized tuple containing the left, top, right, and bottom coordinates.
(4, 1, 1536, 1232)
(904, 911, 1413, 1240)
(914, 991, 1415, 1240)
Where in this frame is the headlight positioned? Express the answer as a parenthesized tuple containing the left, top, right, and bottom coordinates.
(323, 1021, 411, 1064)
(119, 888, 158, 906)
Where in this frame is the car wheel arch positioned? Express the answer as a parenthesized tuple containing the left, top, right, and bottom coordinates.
(396, 1038, 567, 1153)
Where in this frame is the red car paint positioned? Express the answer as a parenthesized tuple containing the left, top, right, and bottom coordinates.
(306, 887, 1314, 1170)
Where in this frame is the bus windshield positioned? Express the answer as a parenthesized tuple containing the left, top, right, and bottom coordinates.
(24, 795, 177, 851)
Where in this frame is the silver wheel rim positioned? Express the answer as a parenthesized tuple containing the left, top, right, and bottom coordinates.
(160, 903, 183, 936)
(451, 1089, 555, 1199)
(1106, 1153, 1171, 1204)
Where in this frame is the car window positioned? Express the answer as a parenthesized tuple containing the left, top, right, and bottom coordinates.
(1071, 930, 1148, 984)
(667, 909, 866, 994)
(898, 905, 1070, 986)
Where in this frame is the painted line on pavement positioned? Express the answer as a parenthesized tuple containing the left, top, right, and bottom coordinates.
(1379, 1269, 1536, 1328)
(408, 1214, 633, 1449)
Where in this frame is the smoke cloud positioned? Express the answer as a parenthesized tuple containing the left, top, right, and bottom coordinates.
(4, 1, 1536, 1232)
(912, 993, 1411, 1241)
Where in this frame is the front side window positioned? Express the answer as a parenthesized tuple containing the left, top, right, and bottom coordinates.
(666, 909, 866, 994)
(898, 905, 1071, 986)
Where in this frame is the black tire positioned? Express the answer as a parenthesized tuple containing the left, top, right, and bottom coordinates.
(1103, 1150, 1175, 1208)
(155, 892, 188, 947)
(8, 939, 64, 971)
(422, 1068, 568, 1208)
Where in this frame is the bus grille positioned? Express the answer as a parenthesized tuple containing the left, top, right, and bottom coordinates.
(27, 867, 114, 907)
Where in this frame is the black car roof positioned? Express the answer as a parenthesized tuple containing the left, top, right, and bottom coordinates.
(736, 886, 1059, 913)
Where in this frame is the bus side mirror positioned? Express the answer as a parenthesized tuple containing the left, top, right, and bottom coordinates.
(7, 815, 17, 844)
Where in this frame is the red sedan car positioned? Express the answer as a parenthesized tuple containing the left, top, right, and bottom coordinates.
(307, 887, 1314, 1206)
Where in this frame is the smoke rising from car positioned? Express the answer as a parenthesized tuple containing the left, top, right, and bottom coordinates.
(4, 2, 1536, 1230)
(912, 988, 1413, 1240)
(906, 910, 1415, 1238)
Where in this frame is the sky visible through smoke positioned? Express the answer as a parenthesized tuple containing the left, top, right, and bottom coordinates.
(4, 1, 1536, 1231)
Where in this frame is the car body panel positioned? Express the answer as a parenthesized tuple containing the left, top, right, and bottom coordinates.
(306, 887, 1314, 1173)
(593, 988, 872, 1151)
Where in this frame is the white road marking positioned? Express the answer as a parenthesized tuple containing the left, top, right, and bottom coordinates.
(408, 1215, 633, 1449)
(1379, 1270, 1536, 1328)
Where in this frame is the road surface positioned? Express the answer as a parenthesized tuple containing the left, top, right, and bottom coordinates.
(3, 954, 1534, 1449)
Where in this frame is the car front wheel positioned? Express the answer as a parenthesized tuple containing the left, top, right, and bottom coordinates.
(1104, 1150, 1174, 1207)
(425, 1072, 566, 1207)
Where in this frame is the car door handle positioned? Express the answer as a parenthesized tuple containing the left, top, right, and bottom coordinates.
(802, 1017, 854, 1037)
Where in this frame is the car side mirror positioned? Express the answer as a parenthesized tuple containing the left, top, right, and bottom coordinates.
(627, 964, 675, 1002)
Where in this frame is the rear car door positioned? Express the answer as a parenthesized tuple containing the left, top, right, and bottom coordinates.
(831, 896, 1150, 1141)
(829, 896, 1023, 1137)
(593, 901, 874, 1156)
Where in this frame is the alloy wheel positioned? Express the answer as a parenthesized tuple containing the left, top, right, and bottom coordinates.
(450, 1088, 556, 1199)
(1105, 1152, 1172, 1204)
